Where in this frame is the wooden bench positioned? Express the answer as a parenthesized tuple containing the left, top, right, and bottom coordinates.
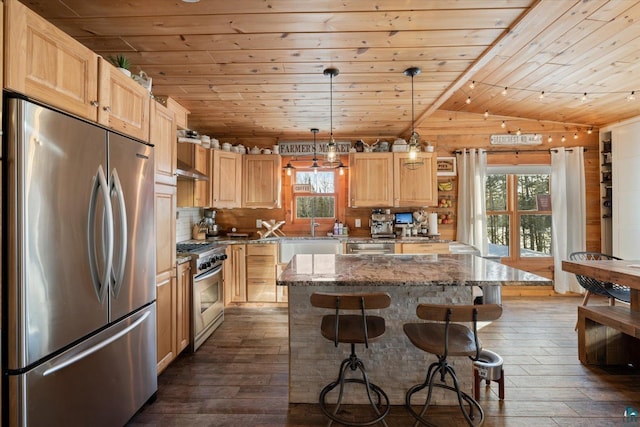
(577, 305, 640, 366)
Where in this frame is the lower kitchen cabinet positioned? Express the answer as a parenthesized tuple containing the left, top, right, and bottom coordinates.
(397, 242, 451, 254)
(156, 270, 176, 374)
(224, 244, 247, 304)
(246, 244, 278, 302)
(157, 262, 192, 375)
(176, 261, 191, 354)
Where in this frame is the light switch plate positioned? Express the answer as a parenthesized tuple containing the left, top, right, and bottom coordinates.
(256, 219, 263, 228)
(355, 218, 361, 228)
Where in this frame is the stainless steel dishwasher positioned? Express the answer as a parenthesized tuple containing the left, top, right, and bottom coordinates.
(345, 242, 395, 255)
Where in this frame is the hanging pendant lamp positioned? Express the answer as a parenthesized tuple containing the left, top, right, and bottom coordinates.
(323, 67, 341, 168)
(404, 67, 424, 169)
(283, 161, 296, 176)
(310, 127, 321, 174)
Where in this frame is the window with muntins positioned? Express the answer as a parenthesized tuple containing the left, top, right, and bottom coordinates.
(294, 170, 337, 221)
(486, 169, 552, 260)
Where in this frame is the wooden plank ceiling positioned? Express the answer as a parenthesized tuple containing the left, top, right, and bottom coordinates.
(22, 0, 640, 141)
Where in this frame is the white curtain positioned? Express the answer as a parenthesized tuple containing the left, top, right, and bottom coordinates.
(551, 147, 586, 294)
(456, 149, 488, 256)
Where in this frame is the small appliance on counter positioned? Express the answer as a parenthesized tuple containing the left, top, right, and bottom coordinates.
(370, 209, 395, 238)
(199, 208, 219, 237)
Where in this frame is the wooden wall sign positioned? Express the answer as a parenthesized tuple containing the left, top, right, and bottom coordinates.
(279, 141, 351, 155)
(490, 134, 542, 145)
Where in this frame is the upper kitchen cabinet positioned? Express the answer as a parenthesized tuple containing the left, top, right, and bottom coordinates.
(393, 152, 438, 207)
(177, 142, 210, 207)
(150, 100, 176, 186)
(97, 57, 150, 141)
(349, 153, 394, 207)
(212, 150, 242, 209)
(348, 152, 437, 208)
(163, 97, 190, 130)
(242, 154, 282, 209)
(4, 0, 99, 120)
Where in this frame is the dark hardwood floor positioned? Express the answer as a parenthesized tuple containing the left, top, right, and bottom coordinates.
(128, 296, 640, 426)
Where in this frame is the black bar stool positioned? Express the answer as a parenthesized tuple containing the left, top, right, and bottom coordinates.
(403, 303, 503, 426)
(310, 292, 391, 427)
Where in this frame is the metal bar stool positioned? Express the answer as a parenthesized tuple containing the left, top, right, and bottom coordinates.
(310, 292, 391, 427)
(403, 303, 503, 426)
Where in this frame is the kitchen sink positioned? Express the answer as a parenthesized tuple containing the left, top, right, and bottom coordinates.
(279, 238, 343, 263)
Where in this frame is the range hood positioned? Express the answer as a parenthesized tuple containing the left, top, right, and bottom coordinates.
(176, 159, 209, 181)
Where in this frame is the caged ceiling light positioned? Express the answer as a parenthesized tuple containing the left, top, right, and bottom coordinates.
(403, 67, 424, 169)
(283, 161, 296, 176)
(323, 67, 341, 168)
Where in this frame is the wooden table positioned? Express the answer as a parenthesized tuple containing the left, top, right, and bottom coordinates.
(562, 259, 640, 365)
(561, 259, 640, 310)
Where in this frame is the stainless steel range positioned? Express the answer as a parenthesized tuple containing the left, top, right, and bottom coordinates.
(177, 241, 227, 351)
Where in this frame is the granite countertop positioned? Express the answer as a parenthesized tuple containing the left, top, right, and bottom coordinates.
(215, 235, 452, 245)
(277, 253, 551, 287)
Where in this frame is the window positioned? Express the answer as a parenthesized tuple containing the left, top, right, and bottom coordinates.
(294, 170, 336, 221)
(486, 169, 552, 259)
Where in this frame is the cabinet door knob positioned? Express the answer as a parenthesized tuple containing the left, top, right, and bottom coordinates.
(90, 100, 99, 107)
(103, 106, 112, 113)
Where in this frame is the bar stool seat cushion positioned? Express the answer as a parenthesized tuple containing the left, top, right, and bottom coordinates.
(403, 322, 480, 356)
(321, 314, 386, 344)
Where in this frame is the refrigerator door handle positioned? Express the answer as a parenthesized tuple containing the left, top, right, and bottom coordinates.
(88, 164, 114, 304)
(41, 309, 151, 377)
(110, 168, 128, 298)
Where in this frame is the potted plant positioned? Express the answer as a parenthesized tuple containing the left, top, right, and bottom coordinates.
(108, 54, 132, 77)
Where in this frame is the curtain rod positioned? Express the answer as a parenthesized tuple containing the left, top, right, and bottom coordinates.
(453, 148, 587, 154)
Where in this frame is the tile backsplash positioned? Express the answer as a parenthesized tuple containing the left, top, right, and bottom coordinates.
(176, 207, 202, 242)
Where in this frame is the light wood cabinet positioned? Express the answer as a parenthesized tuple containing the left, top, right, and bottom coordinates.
(177, 143, 211, 207)
(212, 150, 243, 209)
(4, 0, 151, 141)
(176, 262, 191, 354)
(97, 57, 150, 141)
(164, 96, 190, 130)
(155, 184, 176, 279)
(151, 101, 177, 186)
(398, 242, 450, 254)
(155, 184, 177, 374)
(393, 152, 438, 207)
(224, 244, 247, 304)
(242, 154, 282, 208)
(246, 244, 277, 302)
(5, 0, 99, 120)
(156, 271, 176, 374)
(157, 261, 191, 373)
(349, 152, 438, 208)
(349, 153, 394, 207)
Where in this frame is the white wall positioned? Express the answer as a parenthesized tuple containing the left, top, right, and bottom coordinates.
(609, 117, 640, 258)
(176, 207, 202, 242)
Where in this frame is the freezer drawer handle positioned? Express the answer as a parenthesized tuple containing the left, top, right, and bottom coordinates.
(110, 168, 128, 298)
(87, 165, 114, 304)
(42, 310, 151, 377)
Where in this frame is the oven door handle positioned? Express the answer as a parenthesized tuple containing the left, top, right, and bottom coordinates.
(194, 265, 223, 282)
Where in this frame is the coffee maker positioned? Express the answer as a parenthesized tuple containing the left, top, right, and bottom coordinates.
(370, 209, 395, 238)
(200, 208, 219, 237)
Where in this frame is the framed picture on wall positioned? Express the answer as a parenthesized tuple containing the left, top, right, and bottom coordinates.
(437, 157, 457, 176)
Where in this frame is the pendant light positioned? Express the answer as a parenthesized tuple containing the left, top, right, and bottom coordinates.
(323, 67, 341, 168)
(404, 67, 424, 169)
(310, 128, 321, 174)
(283, 161, 296, 176)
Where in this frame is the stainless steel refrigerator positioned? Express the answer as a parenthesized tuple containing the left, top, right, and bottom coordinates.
(2, 95, 157, 426)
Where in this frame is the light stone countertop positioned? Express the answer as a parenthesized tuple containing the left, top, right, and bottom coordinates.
(277, 253, 551, 287)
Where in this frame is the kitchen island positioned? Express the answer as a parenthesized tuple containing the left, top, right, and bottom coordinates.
(278, 253, 551, 405)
